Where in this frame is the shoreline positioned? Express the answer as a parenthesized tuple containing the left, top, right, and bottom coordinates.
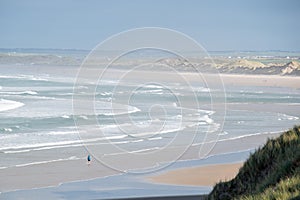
(0, 127, 286, 193)
(104, 195, 207, 200)
(0, 150, 250, 199)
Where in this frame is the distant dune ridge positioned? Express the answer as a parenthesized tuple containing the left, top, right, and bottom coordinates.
(158, 58, 300, 76)
(281, 61, 300, 75)
(225, 59, 267, 69)
(0, 50, 299, 75)
(218, 60, 300, 75)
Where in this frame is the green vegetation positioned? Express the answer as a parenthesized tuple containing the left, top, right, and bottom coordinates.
(209, 126, 300, 200)
(239, 175, 300, 200)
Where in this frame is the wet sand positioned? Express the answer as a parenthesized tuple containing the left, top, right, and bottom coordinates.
(0, 157, 117, 192)
(0, 131, 279, 192)
(107, 195, 206, 200)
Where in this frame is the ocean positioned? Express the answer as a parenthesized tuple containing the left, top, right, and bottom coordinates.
(0, 49, 299, 175)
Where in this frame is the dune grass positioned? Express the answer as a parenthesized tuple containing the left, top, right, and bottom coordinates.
(239, 175, 300, 200)
(209, 125, 300, 200)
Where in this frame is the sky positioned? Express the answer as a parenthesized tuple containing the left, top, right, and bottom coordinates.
(1, 0, 300, 51)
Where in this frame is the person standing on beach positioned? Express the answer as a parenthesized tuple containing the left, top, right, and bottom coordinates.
(87, 154, 91, 165)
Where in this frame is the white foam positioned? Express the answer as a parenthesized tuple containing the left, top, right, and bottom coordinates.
(100, 106, 141, 116)
(79, 115, 88, 120)
(15, 156, 80, 167)
(24, 90, 37, 95)
(107, 139, 144, 144)
(0, 75, 48, 81)
(130, 139, 144, 143)
(46, 130, 77, 135)
(172, 102, 178, 107)
(127, 106, 141, 114)
(195, 87, 210, 93)
(279, 96, 291, 99)
(0, 99, 24, 112)
(0, 166, 8, 170)
(99, 92, 112, 96)
(0, 140, 82, 151)
(104, 135, 128, 140)
(218, 131, 229, 136)
(148, 137, 163, 141)
(3, 143, 84, 154)
(279, 113, 299, 121)
(0, 133, 128, 152)
(0, 90, 38, 95)
(133, 89, 163, 95)
(3, 128, 13, 132)
(25, 96, 57, 100)
(254, 91, 264, 94)
(144, 85, 163, 89)
(112, 141, 130, 145)
(106, 147, 161, 156)
(199, 115, 214, 124)
(4, 149, 31, 154)
(99, 80, 119, 85)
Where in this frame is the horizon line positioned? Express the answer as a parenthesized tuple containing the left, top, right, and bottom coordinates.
(0, 47, 300, 53)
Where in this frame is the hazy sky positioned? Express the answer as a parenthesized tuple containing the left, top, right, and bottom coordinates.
(1, 0, 300, 51)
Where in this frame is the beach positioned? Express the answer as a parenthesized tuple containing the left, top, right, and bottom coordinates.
(1, 59, 300, 199)
(220, 73, 300, 89)
(148, 162, 244, 186)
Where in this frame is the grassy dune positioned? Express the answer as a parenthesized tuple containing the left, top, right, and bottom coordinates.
(209, 126, 300, 200)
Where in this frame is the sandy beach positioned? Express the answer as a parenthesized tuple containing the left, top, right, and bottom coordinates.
(148, 162, 244, 186)
(219, 73, 300, 89)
